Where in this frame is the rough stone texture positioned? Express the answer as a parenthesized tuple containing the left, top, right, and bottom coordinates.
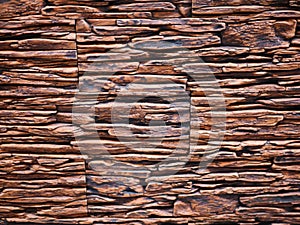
(0, 0, 44, 18)
(0, 0, 299, 225)
(222, 20, 297, 48)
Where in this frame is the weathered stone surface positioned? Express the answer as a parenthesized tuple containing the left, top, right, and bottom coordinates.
(42, 5, 102, 16)
(240, 192, 300, 207)
(222, 20, 297, 48)
(0, 0, 299, 224)
(109, 2, 176, 12)
(0, 0, 44, 18)
(194, 0, 289, 7)
(0, 154, 87, 219)
(192, 0, 290, 15)
(131, 35, 221, 49)
(174, 194, 238, 216)
(193, 5, 277, 15)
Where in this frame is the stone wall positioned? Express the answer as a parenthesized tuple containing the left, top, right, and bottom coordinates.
(0, 0, 299, 224)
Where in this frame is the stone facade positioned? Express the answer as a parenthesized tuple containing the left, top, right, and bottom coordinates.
(0, 0, 299, 224)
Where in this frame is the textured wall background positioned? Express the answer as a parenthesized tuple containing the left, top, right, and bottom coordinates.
(0, 0, 300, 224)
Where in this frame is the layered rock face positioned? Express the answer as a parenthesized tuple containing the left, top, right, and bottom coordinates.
(0, 0, 300, 224)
